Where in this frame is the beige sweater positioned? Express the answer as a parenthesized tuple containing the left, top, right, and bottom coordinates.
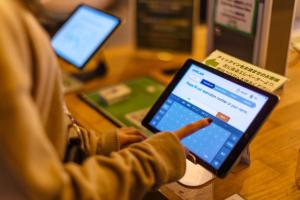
(0, 1, 186, 199)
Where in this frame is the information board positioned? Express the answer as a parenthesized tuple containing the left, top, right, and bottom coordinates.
(203, 50, 287, 92)
(214, 0, 258, 35)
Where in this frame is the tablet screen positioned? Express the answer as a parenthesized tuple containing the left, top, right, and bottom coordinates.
(51, 5, 120, 68)
(147, 63, 269, 170)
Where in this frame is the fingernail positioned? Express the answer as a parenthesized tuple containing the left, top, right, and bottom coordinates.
(207, 118, 213, 124)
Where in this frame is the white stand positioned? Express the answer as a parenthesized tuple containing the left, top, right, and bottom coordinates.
(178, 147, 251, 187)
(178, 159, 214, 187)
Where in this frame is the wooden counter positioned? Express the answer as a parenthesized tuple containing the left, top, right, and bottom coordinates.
(64, 27, 300, 199)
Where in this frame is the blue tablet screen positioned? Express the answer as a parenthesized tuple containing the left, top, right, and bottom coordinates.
(148, 64, 269, 169)
(51, 6, 120, 68)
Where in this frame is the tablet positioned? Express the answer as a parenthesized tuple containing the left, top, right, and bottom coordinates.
(142, 59, 279, 178)
(51, 5, 121, 69)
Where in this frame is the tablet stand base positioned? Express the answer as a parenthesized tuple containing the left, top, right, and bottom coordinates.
(72, 60, 107, 82)
(178, 159, 214, 187)
(178, 147, 251, 187)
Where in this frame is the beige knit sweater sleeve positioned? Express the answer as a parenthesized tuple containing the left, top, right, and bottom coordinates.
(0, 1, 186, 200)
(67, 119, 121, 156)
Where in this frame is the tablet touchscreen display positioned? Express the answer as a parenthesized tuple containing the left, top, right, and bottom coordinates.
(51, 5, 120, 68)
(146, 63, 270, 170)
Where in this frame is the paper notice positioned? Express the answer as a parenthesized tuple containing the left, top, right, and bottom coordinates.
(203, 50, 287, 92)
(215, 0, 257, 34)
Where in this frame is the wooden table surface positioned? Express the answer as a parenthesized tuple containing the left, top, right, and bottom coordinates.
(64, 27, 300, 200)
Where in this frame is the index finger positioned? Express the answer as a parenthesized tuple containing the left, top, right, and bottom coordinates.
(173, 118, 212, 139)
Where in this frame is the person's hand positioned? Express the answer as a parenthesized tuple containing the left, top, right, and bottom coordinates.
(173, 118, 213, 155)
(118, 127, 147, 148)
(173, 118, 213, 140)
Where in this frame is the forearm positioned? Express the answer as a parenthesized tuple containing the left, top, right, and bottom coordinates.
(64, 132, 186, 200)
(1, 94, 185, 199)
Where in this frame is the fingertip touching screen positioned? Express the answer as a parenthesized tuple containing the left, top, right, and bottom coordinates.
(146, 63, 270, 171)
(51, 5, 120, 68)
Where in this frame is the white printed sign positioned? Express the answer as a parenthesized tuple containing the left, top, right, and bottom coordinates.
(215, 0, 257, 34)
(203, 50, 288, 92)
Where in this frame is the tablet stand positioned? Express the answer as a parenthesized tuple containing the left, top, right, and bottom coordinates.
(72, 52, 107, 82)
(178, 146, 250, 187)
(72, 60, 107, 82)
(178, 159, 214, 187)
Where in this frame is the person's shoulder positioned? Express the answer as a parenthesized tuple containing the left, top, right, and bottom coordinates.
(0, 0, 38, 92)
(0, 0, 25, 14)
(0, 0, 41, 43)
(0, 0, 28, 25)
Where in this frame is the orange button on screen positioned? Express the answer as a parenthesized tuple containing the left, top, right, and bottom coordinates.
(216, 112, 230, 122)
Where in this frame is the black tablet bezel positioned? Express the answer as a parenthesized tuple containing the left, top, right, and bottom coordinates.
(51, 4, 121, 69)
(142, 59, 279, 178)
